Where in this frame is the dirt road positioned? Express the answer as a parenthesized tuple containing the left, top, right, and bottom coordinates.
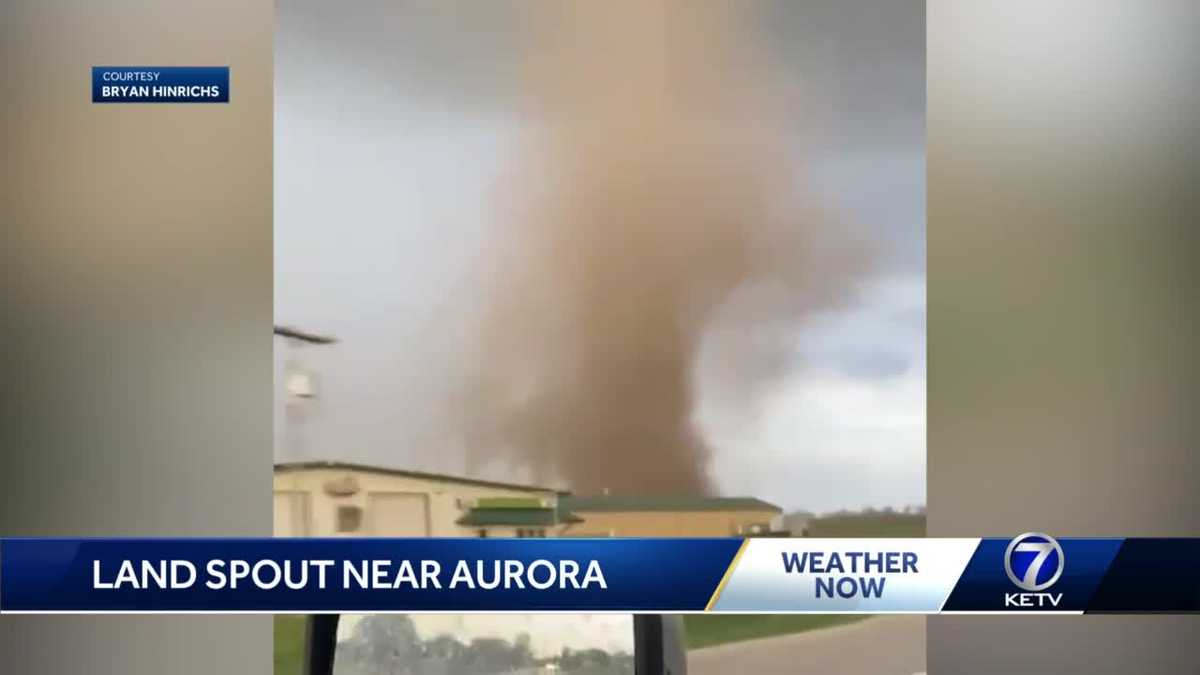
(689, 615, 925, 675)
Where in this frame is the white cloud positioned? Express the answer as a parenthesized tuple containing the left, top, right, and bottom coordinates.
(697, 276, 926, 513)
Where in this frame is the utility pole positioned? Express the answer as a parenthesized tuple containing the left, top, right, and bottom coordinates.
(274, 325, 337, 461)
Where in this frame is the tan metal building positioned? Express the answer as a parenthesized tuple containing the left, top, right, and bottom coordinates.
(556, 496, 784, 537)
(272, 461, 566, 537)
(273, 462, 785, 539)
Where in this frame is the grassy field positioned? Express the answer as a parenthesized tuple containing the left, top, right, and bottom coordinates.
(275, 616, 306, 675)
(684, 614, 865, 649)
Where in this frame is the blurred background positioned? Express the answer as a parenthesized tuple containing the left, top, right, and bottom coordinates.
(1, 1, 273, 674)
(927, 1, 1200, 672)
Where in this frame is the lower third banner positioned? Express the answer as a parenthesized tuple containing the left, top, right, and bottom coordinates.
(1, 536, 1197, 613)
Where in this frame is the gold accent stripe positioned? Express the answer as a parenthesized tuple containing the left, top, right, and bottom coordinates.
(705, 538, 750, 611)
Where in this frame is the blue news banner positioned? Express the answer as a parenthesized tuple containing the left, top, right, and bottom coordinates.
(92, 67, 229, 103)
(0, 537, 1197, 613)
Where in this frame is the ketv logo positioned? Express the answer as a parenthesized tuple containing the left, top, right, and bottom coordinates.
(1003, 532, 1065, 608)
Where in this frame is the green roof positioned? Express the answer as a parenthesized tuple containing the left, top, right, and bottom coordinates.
(476, 496, 548, 509)
(457, 507, 584, 527)
(559, 495, 782, 513)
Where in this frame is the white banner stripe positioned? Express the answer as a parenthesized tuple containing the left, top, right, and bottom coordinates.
(712, 538, 981, 613)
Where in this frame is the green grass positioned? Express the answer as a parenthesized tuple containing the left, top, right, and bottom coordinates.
(684, 614, 865, 649)
(275, 615, 306, 675)
(804, 513, 926, 538)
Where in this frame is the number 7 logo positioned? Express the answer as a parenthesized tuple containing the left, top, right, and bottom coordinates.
(1004, 533, 1065, 592)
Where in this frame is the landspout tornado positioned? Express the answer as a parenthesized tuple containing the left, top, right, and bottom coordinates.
(463, 2, 872, 494)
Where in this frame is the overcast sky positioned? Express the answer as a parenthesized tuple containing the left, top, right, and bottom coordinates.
(275, 1, 925, 514)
